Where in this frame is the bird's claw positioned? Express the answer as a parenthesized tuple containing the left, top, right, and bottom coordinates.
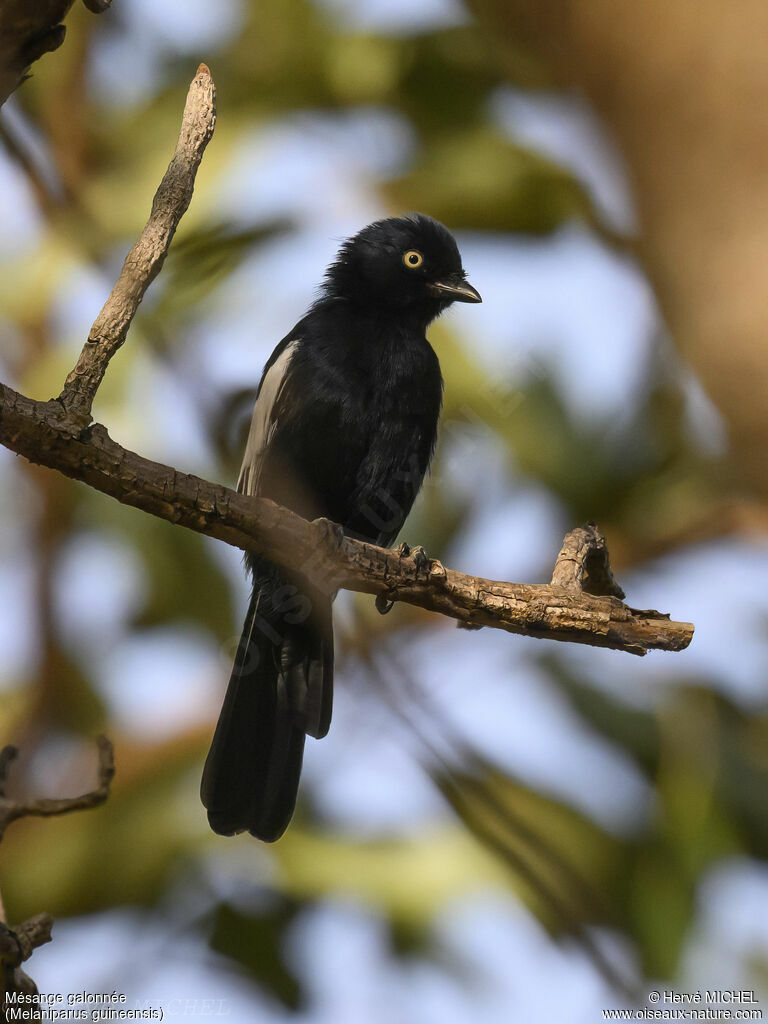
(312, 517, 345, 550)
(411, 545, 430, 571)
(375, 590, 396, 615)
(398, 542, 430, 573)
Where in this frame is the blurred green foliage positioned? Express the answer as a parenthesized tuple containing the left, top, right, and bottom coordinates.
(0, 0, 753, 1011)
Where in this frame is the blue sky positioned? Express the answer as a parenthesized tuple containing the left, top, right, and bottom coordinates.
(3, 0, 768, 1019)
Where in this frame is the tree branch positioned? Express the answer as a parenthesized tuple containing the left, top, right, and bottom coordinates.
(0, 736, 114, 842)
(0, 737, 114, 1014)
(0, 914, 53, 965)
(59, 62, 216, 423)
(0, 383, 693, 655)
(0, 0, 110, 111)
(0, 62, 693, 658)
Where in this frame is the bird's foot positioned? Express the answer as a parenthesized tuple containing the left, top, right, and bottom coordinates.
(397, 542, 430, 573)
(312, 517, 345, 551)
(375, 590, 396, 615)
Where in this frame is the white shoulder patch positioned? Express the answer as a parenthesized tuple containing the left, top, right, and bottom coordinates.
(238, 340, 299, 495)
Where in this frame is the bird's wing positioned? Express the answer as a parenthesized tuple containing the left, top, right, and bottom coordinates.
(345, 430, 436, 548)
(238, 337, 301, 497)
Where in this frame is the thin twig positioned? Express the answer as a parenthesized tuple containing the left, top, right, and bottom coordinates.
(0, 735, 115, 842)
(0, 737, 113, 1007)
(58, 63, 217, 422)
(0, 915, 53, 1016)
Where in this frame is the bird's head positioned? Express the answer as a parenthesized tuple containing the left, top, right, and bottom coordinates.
(323, 214, 481, 321)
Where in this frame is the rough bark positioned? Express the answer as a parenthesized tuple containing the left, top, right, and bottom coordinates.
(0, 736, 114, 842)
(0, 382, 693, 656)
(60, 63, 216, 422)
(0, 0, 110, 110)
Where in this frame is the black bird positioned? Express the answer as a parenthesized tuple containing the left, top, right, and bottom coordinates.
(201, 214, 481, 840)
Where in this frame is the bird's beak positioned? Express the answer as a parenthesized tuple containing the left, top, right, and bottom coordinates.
(428, 277, 482, 303)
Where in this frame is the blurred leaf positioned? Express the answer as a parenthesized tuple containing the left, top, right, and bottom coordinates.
(79, 490, 235, 641)
(396, 27, 507, 134)
(1, 732, 209, 921)
(629, 845, 694, 979)
(209, 899, 304, 1011)
(542, 653, 661, 775)
(434, 764, 625, 933)
(274, 826, 508, 925)
(30, 644, 107, 736)
(387, 127, 605, 234)
(140, 219, 291, 347)
(0, 0, 760, 1000)
(130, 518, 235, 640)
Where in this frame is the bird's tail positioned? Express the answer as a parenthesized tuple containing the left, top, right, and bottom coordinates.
(201, 567, 333, 841)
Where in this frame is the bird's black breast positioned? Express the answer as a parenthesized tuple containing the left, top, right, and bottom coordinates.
(257, 302, 443, 545)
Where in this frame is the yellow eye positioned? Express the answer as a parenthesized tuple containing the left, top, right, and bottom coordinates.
(403, 250, 424, 269)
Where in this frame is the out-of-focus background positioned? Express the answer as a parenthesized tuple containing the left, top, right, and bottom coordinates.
(2, 0, 768, 1019)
